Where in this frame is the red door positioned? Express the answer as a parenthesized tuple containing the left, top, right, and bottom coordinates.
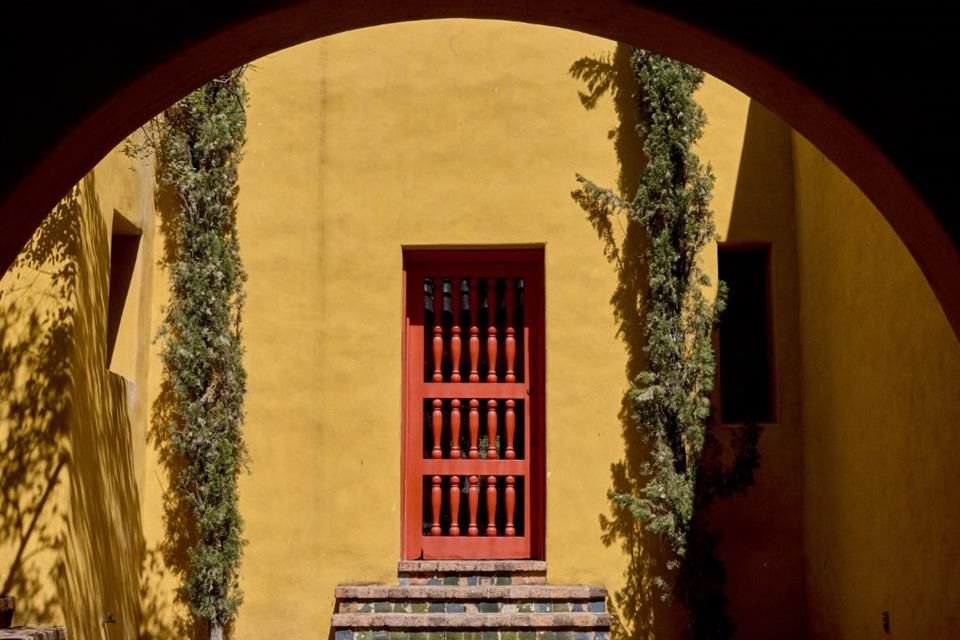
(402, 249, 544, 560)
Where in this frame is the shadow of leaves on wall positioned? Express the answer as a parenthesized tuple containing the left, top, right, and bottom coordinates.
(0, 187, 80, 623)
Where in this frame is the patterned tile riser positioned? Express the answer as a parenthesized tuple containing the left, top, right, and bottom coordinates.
(340, 602, 606, 614)
(336, 631, 609, 640)
(399, 574, 545, 586)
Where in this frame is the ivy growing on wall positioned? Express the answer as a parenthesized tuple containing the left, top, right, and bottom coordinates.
(576, 50, 760, 639)
(127, 67, 248, 640)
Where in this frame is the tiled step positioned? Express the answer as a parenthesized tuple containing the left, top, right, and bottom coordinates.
(398, 561, 547, 586)
(336, 585, 607, 614)
(334, 630, 609, 640)
(332, 613, 612, 640)
(332, 561, 610, 640)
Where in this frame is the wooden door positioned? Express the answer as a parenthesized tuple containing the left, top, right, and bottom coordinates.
(402, 249, 544, 560)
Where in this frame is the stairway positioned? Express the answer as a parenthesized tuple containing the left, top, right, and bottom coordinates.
(332, 561, 611, 640)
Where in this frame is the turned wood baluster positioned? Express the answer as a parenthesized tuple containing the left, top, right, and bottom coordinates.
(431, 399, 443, 459)
(486, 399, 499, 459)
(505, 399, 516, 459)
(468, 278, 480, 382)
(430, 476, 442, 535)
(486, 278, 498, 382)
(505, 278, 516, 382)
(450, 399, 462, 458)
(449, 475, 461, 535)
(451, 278, 462, 382)
(468, 399, 480, 459)
(486, 476, 498, 536)
(432, 278, 444, 382)
(468, 476, 480, 536)
(505, 476, 516, 536)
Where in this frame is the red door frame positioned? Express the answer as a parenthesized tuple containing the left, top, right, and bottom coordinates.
(401, 248, 545, 560)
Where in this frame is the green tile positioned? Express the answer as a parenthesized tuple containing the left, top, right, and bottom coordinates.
(375, 602, 393, 613)
(482, 632, 498, 640)
(427, 632, 445, 640)
(502, 632, 518, 640)
(358, 631, 372, 640)
(557, 632, 574, 640)
(411, 632, 429, 640)
(360, 603, 373, 613)
(465, 632, 482, 640)
(496, 576, 511, 585)
(444, 576, 460, 585)
(411, 602, 428, 614)
(519, 632, 535, 640)
(517, 603, 533, 613)
(553, 603, 570, 613)
(540, 631, 557, 640)
(479, 602, 499, 613)
(447, 632, 465, 640)
(389, 633, 409, 640)
(428, 602, 445, 613)
(394, 603, 411, 613)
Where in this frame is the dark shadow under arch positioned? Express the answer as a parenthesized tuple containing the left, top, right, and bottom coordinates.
(1, 2, 958, 339)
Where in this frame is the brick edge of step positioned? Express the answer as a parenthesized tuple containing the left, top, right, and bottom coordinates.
(398, 561, 547, 575)
(331, 613, 611, 630)
(336, 585, 607, 600)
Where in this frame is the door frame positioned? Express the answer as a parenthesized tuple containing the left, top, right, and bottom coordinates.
(401, 247, 546, 560)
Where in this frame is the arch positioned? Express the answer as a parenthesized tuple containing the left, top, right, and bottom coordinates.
(1, 1, 958, 337)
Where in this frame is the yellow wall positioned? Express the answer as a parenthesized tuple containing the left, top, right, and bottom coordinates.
(707, 98, 807, 638)
(0, 144, 155, 638)
(793, 135, 960, 639)
(213, 20, 805, 640)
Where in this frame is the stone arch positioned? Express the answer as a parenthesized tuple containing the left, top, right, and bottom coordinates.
(1, 1, 957, 336)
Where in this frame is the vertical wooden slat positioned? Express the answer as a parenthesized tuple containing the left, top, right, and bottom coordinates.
(468, 399, 480, 459)
(469, 278, 480, 382)
(486, 278, 498, 382)
(431, 399, 443, 459)
(450, 399, 462, 459)
(504, 399, 516, 459)
(451, 278, 462, 382)
(505, 278, 516, 382)
(432, 278, 444, 382)
(505, 475, 516, 536)
(431, 476, 442, 536)
(468, 475, 480, 536)
(486, 476, 498, 536)
(486, 399, 499, 459)
(449, 475, 461, 535)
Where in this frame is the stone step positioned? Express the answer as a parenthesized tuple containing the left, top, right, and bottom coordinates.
(398, 561, 547, 586)
(336, 585, 607, 614)
(331, 612, 612, 632)
(334, 630, 609, 640)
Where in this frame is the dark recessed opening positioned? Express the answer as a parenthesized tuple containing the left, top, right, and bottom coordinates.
(717, 243, 775, 424)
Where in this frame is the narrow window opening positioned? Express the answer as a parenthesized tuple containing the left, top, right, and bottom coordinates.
(107, 212, 142, 378)
(717, 243, 776, 424)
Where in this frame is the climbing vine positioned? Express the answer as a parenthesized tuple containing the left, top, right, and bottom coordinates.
(576, 50, 759, 638)
(127, 67, 248, 640)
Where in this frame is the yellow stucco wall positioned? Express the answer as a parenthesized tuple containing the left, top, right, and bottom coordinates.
(213, 20, 804, 640)
(0, 144, 155, 638)
(793, 134, 960, 639)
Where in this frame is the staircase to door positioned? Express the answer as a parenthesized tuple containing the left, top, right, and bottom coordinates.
(403, 250, 545, 560)
(332, 561, 611, 640)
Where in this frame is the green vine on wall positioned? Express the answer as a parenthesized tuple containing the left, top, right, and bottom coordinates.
(127, 67, 248, 640)
(576, 50, 760, 639)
